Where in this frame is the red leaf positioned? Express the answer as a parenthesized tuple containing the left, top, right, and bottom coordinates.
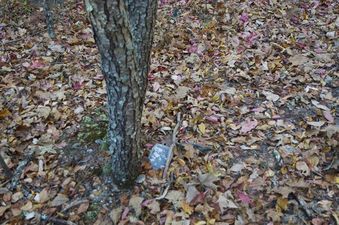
(237, 191, 252, 204)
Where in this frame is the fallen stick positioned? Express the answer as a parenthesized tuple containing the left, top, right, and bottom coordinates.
(162, 112, 181, 179)
(61, 199, 88, 213)
(35, 212, 77, 225)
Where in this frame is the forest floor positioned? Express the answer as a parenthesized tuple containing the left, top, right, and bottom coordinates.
(0, 0, 338, 224)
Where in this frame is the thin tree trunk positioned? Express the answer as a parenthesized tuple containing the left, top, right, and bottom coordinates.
(85, 0, 157, 187)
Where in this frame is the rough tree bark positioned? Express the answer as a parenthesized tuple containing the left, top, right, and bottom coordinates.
(85, 0, 158, 187)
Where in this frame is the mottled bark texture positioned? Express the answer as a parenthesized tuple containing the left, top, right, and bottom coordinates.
(85, 0, 157, 187)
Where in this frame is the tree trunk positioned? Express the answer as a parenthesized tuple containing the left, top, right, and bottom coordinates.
(85, 0, 157, 187)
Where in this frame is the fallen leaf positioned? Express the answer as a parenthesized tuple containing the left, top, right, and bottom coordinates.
(77, 202, 89, 214)
(198, 173, 219, 190)
(307, 121, 325, 127)
(322, 125, 339, 138)
(186, 185, 200, 204)
(317, 200, 332, 211)
(174, 86, 190, 99)
(217, 191, 238, 213)
(0, 188, 9, 194)
(50, 194, 69, 207)
(36, 106, 51, 119)
(198, 123, 206, 134)
(145, 200, 160, 214)
(276, 197, 288, 211)
(152, 81, 161, 92)
(296, 161, 310, 176)
(0, 108, 11, 119)
(109, 207, 123, 224)
(12, 192, 23, 203)
(311, 100, 330, 111)
(240, 119, 258, 133)
(129, 195, 144, 217)
(0, 205, 10, 217)
(237, 191, 252, 204)
(289, 54, 309, 66)
(165, 190, 185, 208)
(323, 111, 334, 123)
(205, 115, 219, 123)
(21, 201, 33, 211)
(263, 91, 280, 102)
(230, 162, 245, 173)
(273, 186, 294, 198)
(74, 106, 84, 114)
(181, 201, 193, 215)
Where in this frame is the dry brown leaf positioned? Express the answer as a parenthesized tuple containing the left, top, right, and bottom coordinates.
(217, 191, 238, 213)
(0, 205, 10, 217)
(21, 201, 33, 211)
(296, 161, 310, 176)
(145, 200, 160, 214)
(198, 173, 219, 190)
(50, 194, 69, 207)
(276, 197, 288, 211)
(128, 195, 144, 217)
(109, 207, 123, 224)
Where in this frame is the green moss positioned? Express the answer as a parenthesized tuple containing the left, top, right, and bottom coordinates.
(84, 203, 101, 223)
(84, 211, 98, 223)
(77, 108, 108, 145)
(101, 162, 112, 176)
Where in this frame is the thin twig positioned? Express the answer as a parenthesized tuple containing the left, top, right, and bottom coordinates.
(271, 42, 286, 52)
(61, 199, 88, 213)
(155, 181, 171, 200)
(162, 112, 181, 179)
(35, 212, 77, 225)
(155, 172, 174, 200)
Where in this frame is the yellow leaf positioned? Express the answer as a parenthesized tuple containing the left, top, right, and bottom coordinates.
(307, 155, 319, 168)
(177, 158, 186, 166)
(0, 108, 11, 119)
(198, 123, 206, 134)
(325, 174, 339, 184)
(280, 166, 288, 175)
(181, 201, 193, 215)
(277, 197, 288, 211)
(207, 219, 216, 225)
(21, 201, 33, 211)
(195, 221, 207, 225)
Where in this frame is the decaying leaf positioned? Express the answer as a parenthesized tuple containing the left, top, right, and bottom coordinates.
(34, 188, 49, 203)
(263, 91, 280, 102)
(230, 162, 246, 173)
(186, 185, 200, 204)
(240, 119, 258, 133)
(198, 173, 219, 190)
(289, 54, 309, 66)
(217, 191, 238, 213)
(50, 194, 69, 207)
(145, 200, 160, 214)
(174, 86, 190, 99)
(165, 190, 185, 208)
(109, 207, 123, 224)
(129, 195, 144, 217)
(276, 197, 288, 211)
(296, 161, 310, 176)
(0, 206, 10, 217)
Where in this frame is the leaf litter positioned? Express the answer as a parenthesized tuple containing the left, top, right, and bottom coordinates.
(0, 0, 338, 224)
